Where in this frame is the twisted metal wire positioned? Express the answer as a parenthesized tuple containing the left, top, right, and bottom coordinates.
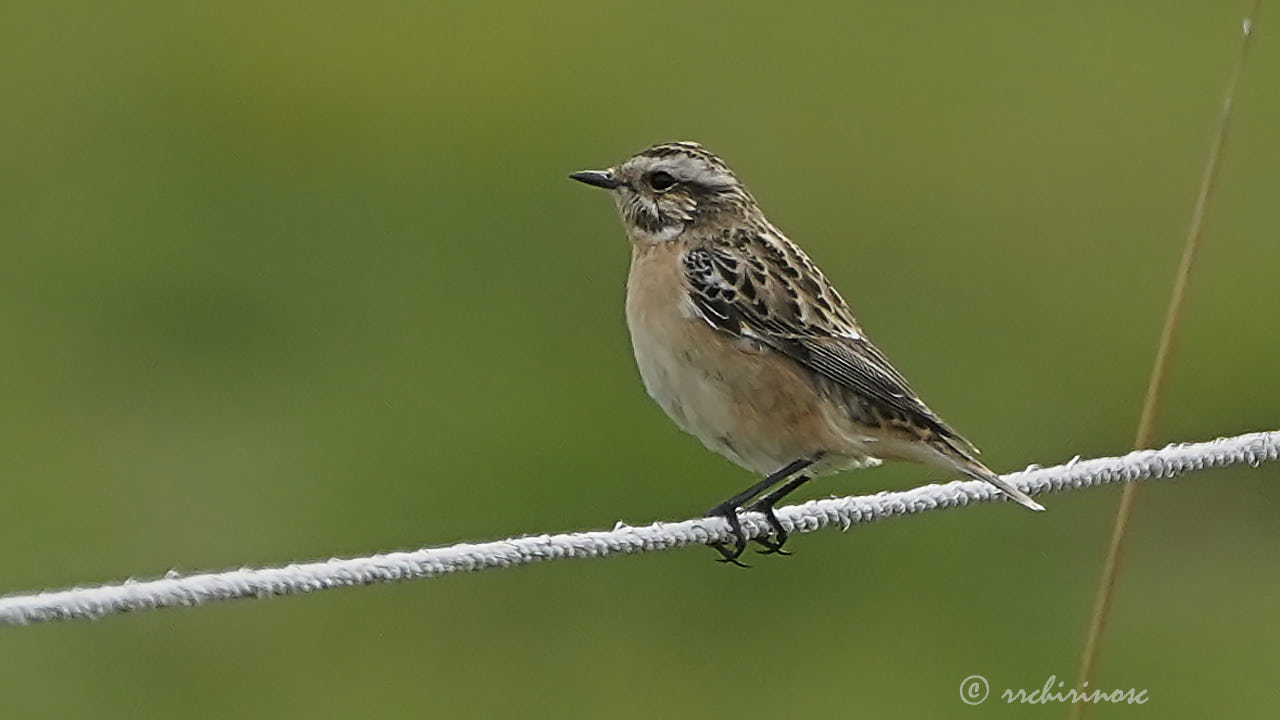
(2, 430, 1275, 626)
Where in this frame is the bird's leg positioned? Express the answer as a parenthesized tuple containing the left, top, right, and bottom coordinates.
(706, 457, 815, 565)
(705, 508, 751, 567)
(748, 474, 813, 554)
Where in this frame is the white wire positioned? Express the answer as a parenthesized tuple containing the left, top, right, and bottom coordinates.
(1, 429, 1275, 626)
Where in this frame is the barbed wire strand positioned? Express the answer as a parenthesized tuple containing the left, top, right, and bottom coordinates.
(1, 429, 1276, 627)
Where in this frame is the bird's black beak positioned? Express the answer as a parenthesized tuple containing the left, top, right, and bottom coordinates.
(569, 169, 623, 190)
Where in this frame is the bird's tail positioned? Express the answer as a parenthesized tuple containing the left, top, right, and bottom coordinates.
(914, 431, 1046, 511)
(958, 459, 1045, 512)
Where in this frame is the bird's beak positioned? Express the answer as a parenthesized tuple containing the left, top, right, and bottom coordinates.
(569, 169, 623, 190)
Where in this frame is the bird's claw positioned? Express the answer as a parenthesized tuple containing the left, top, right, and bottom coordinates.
(753, 539, 791, 556)
(712, 547, 752, 568)
(706, 503, 750, 566)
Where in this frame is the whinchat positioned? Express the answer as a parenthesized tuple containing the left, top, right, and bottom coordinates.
(571, 141, 1043, 564)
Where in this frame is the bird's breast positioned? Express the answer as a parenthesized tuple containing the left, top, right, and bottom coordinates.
(624, 242, 869, 476)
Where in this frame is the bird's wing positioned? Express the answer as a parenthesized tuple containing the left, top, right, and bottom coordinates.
(681, 231, 979, 457)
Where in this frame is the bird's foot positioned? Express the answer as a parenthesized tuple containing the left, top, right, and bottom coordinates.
(703, 464, 817, 565)
(706, 502, 750, 567)
(747, 496, 791, 555)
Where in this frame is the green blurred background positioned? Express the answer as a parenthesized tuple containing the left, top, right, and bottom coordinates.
(2, 1, 1277, 717)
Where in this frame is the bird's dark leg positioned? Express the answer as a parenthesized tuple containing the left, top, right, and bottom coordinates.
(706, 457, 816, 565)
(748, 474, 813, 555)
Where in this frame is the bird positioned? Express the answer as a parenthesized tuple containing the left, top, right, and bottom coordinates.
(569, 141, 1043, 564)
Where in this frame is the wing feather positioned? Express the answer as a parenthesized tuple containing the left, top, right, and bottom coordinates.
(682, 235, 977, 456)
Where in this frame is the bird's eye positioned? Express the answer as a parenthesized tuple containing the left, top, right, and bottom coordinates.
(648, 171, 677, 192)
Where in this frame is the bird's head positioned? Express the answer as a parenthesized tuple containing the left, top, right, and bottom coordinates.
(570, 141, 757, 243)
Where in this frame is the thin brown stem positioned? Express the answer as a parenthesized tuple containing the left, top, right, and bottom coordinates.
(1068, 5, 1262, 718)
